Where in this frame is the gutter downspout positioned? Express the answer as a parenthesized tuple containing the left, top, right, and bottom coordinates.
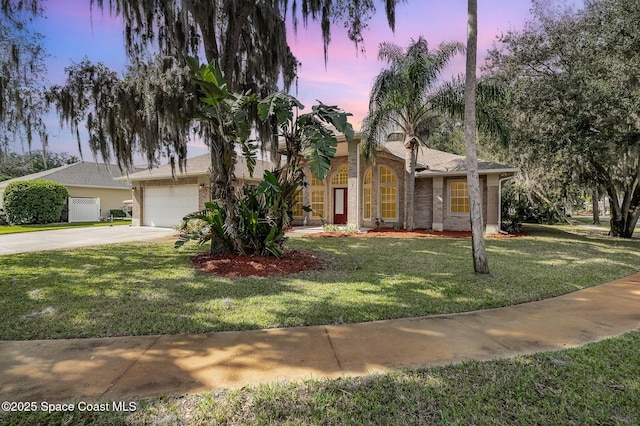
(498, 176, 515, 234)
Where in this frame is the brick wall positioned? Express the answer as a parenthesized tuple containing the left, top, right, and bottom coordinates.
(442, 176, 488, 231)
(414, 178, 433, 229)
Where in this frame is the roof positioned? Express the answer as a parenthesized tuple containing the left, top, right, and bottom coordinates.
(120, 154, 273, 182)
(381, 141, 518, 176)
(0, 161, 132, 190)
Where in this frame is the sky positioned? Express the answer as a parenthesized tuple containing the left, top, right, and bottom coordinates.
(31, 0, 584, 162)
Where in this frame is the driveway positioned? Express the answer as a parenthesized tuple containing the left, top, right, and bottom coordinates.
(0, 226, 176, 255)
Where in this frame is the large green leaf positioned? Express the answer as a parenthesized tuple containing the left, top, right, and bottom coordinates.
(301, 125, 337, 180)
(258, 92, 303, 124)
(312, 102, 355, 142)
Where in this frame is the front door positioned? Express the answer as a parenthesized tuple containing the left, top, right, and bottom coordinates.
(333, 188, 348, 224)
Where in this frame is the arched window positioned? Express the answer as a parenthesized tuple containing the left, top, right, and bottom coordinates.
(292, 188, 304, 217)
(311, 176, 325, 218)
(331, 165, 348, 185)
(363, 168, 372, 219)
(379, 166, 398, 221)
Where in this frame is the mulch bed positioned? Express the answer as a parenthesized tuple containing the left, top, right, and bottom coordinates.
(190, 229, 524, 277)
(307, 228, 525, 239)
(191, 249, 323, 277)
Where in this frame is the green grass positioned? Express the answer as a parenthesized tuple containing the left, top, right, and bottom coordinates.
(0, 220, 131, 234)
(570, 217, 610, 229)
(3, 331, 639, 425)
(0, 224, 637, 340)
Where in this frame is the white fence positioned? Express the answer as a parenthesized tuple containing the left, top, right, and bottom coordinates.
(68, 197, 100, 222)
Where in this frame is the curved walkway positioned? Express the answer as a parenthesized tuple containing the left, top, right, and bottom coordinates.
(1, 273, 639, 404)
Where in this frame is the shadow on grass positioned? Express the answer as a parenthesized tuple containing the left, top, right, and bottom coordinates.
(0, 226, 639, 411)
(0, 225, 638, 342)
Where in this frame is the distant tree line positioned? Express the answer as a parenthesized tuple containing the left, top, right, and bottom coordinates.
(0, 151, 79, 181)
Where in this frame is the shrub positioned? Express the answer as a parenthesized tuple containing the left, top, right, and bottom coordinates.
(175, 170, 293, 257)
(3, 180, 69, 224)
(109, 209, 127, 218)
(0, 209, 8, 225)
(323, 224, 359, 234)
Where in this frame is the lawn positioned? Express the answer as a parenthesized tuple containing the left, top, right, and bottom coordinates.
(0, 224, 637, 340)
(0, 220, 131, 235)
(4, 331, 639, 425)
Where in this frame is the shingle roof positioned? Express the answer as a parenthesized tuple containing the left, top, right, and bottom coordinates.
(121, 154, 272, 182)
(0, 161, 132, 189)
(381, 141, 518, 176)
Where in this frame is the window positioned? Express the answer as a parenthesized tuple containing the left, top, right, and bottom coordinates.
(450, 181, 469, 213)
(331, 165, 348, 185)
(363, 169, 372, 219)
(311, 176, 325, 218)
(292, 188, 304, 217)
(379, 166, 398, 221)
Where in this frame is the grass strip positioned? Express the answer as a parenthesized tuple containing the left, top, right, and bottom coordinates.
(0, 221, 131, 235)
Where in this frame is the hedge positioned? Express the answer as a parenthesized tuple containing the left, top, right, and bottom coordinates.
(109, 209, 127, 218)
(3, 180, 69, 224)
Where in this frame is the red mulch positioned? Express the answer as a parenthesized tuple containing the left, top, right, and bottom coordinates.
(307, 228, 525, 239)
(190, 229, 524, 277)
(191, 249, 323, 277)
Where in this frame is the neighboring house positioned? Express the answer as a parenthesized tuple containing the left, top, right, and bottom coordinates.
(0, 161, 133, 217)
(122, 133, 517, 232)
(118, 155, 271, 227)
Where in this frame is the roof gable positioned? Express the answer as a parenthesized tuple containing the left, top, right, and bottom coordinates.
(380, 140, 518, 176)
(0, 161, 132, 189)
(122, 154, 273, 182)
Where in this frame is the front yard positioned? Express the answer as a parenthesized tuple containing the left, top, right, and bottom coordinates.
(2, 224, 639, 425)
(1, 225, 638, 340)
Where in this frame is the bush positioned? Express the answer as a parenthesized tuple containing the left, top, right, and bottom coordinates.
(0, 209, 8, 225)
(175, 170, 293, 257)
(109, 209, 127, 218)
(3, 180, 69, 224)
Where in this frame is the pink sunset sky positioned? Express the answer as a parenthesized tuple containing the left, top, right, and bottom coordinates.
(35, 0, 584, 160)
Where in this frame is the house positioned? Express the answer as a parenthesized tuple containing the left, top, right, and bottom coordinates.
(119, 155, 271, 227)
(0, 161, 133, 217)
(291, 133, 518, 232)
(122, 133, 517, 232)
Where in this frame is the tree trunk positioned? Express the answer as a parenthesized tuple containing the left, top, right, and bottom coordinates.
(592, 188, 600, 225)
(603, 183, 639, 238)
(209, 136, 244, 256)
(404, 142, 417, 231)
(222, 0, 256, 91)
(464, 0, 489, 274)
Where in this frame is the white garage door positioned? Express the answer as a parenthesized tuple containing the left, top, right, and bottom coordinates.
(143, 185, 199, 227)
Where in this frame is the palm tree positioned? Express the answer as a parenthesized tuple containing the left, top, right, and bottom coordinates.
(361, 37, 463, 231)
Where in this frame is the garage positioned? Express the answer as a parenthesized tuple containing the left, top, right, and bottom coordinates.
(143, 185, 199, 227)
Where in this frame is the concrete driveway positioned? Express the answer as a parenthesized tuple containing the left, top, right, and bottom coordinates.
(0, 226, 176, 255)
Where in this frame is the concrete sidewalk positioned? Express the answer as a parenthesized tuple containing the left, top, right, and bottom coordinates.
(1, 273, 639, 404)
(0, 226, 175, 255)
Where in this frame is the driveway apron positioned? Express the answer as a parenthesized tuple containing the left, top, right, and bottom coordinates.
(0, 226, 175, 255)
